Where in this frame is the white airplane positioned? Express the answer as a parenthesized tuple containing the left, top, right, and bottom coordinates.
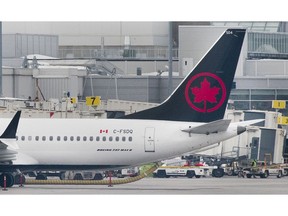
(0, 28, 260, 187)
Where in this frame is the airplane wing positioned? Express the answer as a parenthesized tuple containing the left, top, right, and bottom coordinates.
(181, 119, 231, 135)
(0, 139, 19, 149)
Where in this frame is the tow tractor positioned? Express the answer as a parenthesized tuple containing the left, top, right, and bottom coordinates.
(153, 163, 224, 178)
(245, 154, 284, 178)
(154, 166, 207, 178)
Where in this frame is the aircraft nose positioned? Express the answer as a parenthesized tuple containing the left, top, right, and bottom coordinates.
(237, 126, 246, 135)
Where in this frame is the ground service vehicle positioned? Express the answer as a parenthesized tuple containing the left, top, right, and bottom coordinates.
(64, 171, 104, 180)
(117, 167, 140, 178)
(245, 154, 285, 178)
(245, 163, 284, 178)
(223, 161, 242, 176)
(153, 165, 223, 178)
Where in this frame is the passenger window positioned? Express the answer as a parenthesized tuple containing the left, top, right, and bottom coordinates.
(42, 136, 46, 141)
(102, 136, 106, 141)
(28, 136, 32, 141)
(89, 136, 93, 141)
(70, 136, 74, 141)
(64, 136, 68, 141)
(21, 136, 25, 141)
(83, 136, 87, 141)
(129, 137, 132, 142)
(49, 136, 53, 141)
(76, 136, 80, 141)
(57, 136, 61, 141)
(122, 137, 126, 142)
(116, 136, 119, 142)
(109, 136, 113, 141)
(96, 136, 100, 141)
(35, 136, 39, 141)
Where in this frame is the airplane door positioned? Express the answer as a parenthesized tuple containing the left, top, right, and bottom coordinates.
(144, 127, 155, 152)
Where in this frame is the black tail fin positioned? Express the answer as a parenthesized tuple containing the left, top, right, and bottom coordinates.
(121, 28, 246, 122)
(0, 111, 21, 139)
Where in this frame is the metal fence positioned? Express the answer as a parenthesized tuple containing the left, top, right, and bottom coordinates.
(248, 31, 288, 59)
(230, 88, 288, 113)
(59, 32, 288, 60)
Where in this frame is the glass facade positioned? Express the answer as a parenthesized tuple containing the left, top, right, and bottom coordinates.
(230, 89, 288, 115)
(248, 32, 288, 59)
(212, 21, 280, 32)
(213, 22, 288, 59)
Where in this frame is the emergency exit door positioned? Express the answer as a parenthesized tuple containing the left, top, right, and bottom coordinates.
(144, 127, 155, 152)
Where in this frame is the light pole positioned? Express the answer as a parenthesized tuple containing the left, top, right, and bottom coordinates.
(168, 21, 173, 95)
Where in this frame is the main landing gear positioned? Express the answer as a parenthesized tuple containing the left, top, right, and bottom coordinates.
(0, 173, 26, 188)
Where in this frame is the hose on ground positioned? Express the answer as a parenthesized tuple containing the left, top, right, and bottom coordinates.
(25, 163, 160, 185)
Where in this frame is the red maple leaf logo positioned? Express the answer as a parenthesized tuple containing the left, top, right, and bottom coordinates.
(191, 78, 220, 112)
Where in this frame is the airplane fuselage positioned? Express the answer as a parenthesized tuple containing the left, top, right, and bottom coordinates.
(0, 118, 239, 170)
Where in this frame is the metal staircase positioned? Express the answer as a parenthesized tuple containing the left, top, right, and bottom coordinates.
(86, 59, 124, 76)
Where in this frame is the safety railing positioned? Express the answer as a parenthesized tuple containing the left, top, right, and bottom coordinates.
(59, 47, 178, 60)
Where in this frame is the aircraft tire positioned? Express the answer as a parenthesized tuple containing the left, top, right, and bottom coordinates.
(14, 174, 26, 184)
(0, 173, 15, 188)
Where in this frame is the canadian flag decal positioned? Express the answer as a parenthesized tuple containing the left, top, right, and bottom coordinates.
(100, 129, 109, 133)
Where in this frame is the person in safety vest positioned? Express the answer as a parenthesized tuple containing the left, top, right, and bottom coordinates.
(251, 159, 257, 178)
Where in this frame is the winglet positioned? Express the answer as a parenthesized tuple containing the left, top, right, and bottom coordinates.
(0, 111, 21, 139)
